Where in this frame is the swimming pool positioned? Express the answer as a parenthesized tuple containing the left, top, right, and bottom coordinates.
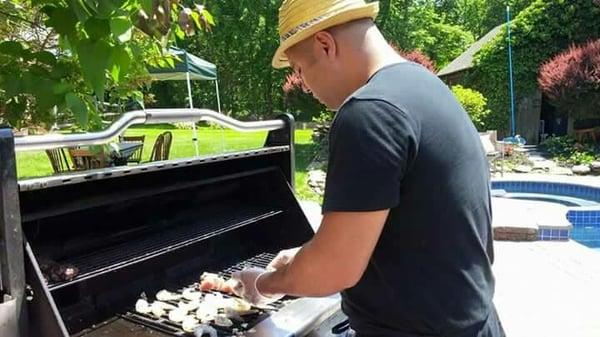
(491, 180, 600, 251)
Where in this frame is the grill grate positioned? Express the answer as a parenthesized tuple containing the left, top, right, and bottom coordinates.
(122, 252, 291, 336)
(47, 207, 282, 291)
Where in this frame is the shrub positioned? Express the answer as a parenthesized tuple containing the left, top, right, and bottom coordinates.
(538, 39, 600, 119)
(451, 85, 491, 131)
(390, 44, 437, 73)
(541, 136, 598, 166)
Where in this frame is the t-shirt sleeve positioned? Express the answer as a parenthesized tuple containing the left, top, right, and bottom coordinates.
(322, 99, 419, 213)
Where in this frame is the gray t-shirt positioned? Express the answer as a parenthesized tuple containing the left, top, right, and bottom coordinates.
(322, 62, 504, 337)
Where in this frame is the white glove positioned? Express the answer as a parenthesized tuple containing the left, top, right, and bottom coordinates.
(267, 247, 301, 271)
(231, 267, 283, 307)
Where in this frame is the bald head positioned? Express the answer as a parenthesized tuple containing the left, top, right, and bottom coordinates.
(284, 19, 403, 110)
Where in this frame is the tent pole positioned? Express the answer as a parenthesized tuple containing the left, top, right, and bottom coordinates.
(215, 79, 225, 152)
(215, 80, 222, 114)
(187, 72, 200, 157)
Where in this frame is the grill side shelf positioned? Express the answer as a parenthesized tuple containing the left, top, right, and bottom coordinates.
(45, 207, 283, 291)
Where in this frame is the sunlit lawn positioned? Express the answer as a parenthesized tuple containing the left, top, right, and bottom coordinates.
(16, 126, 321, 201)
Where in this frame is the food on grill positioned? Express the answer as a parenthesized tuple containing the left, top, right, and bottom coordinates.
(227, 298, 252, 312)
(178, 299, 201, 312)
(156, 289, 182, 301)
(168, 307, 188, 322)
(196, 302, 218, 323)
(135, 299, 151, 314)
(199, 272, 238, 294)
(213, 314, 234, 328)
(183, 288, 203, 301)
(194, 324, 218, 337)
(220, 278, 238, 294)
(151, 300, 176, 317)
(182, 316, 200, 332)
(38, 258, 80, 282)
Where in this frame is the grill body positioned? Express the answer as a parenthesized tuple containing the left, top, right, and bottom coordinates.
(0, 115, 345, 337)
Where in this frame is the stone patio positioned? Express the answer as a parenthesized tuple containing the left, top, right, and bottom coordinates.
(493, 241, 600, 337)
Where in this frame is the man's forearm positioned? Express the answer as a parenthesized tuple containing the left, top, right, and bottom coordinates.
(256, 239, 351, 297)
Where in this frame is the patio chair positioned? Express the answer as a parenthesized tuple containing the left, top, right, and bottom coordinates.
(68, 148, 108, 171)
(121, 135, 145, 164)
(479, 131, 504, 175)
(149, 131, 173, 162)
(45, 148, 71, 174)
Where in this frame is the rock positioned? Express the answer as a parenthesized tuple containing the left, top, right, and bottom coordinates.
(532, 160, 556, 172)
(307, 170, 326, 195)
(591, 161, 600, 172)
(572, 165, 591, 175)
(513, 165, 532, 173)
(551, 167, 573, 176)
(528, 155, 547, 162)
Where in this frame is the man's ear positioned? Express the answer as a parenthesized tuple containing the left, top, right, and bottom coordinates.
(313, 31, 337, 62)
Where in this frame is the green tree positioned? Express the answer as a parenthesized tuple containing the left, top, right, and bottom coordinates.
(381, 1, 474, 68)
(0, 0, 213, 130)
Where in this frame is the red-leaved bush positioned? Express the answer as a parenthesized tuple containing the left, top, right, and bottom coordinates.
(390, 44, 437, 73)
(538, 39, 600, 118)
(282, 71, 304, 94)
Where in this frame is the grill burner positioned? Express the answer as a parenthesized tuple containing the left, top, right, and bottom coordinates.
(121, 253, 286, 336)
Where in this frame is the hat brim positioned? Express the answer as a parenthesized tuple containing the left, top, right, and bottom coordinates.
(272, 2, 379, 69)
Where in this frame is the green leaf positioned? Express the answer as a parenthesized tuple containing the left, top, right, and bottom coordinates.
(108, 46, 131, 82)
(66, 92, 89, 127)
(30, 64, 50, 76)
(190, 10, 201, 29)
(97, 1, 117, 18)
(131, 90, 144, 106)
(140, 0, 152, 15)
(0, 41, 23, 56)
(3, 74, 22, 98)
(50, 62, 71, 80)
(202, 9, 215, 26)
(165, 56, 175, 68)
(31, 0, 55, 6)
(77, 39, 111, 98)
(110, 16, 133, 43)
(44, 6, 78, 36)
(52, 82, 73, 95)
(174, 25, 185, 40)
(32, 51, 57, 66)
(68, 0, 93, 22)
(84, 18, 111, 40)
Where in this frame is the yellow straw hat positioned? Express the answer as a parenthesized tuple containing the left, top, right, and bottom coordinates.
(272, 0, 379, 68)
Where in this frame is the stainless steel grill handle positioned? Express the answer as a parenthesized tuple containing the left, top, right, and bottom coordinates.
(14, 109, 287, 152)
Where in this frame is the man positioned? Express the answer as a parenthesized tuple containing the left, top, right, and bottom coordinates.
(232, 1, 505, 336)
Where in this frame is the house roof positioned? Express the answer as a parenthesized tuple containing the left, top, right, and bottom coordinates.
(437, 24, 505, 77)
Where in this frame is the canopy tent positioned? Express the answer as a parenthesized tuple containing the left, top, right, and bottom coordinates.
(149, 47, 222, 156)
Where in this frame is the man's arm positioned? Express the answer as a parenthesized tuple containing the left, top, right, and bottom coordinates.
(257, 209, 389, 297)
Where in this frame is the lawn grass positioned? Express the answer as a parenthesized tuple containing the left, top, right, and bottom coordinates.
(15, 126, 321, 201)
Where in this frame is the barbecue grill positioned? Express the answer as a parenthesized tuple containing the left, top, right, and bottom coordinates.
(0, 109, 347, 337)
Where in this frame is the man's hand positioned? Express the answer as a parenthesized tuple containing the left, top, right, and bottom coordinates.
(267, 247, 301, 271)
(231, 267, 284, 307)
